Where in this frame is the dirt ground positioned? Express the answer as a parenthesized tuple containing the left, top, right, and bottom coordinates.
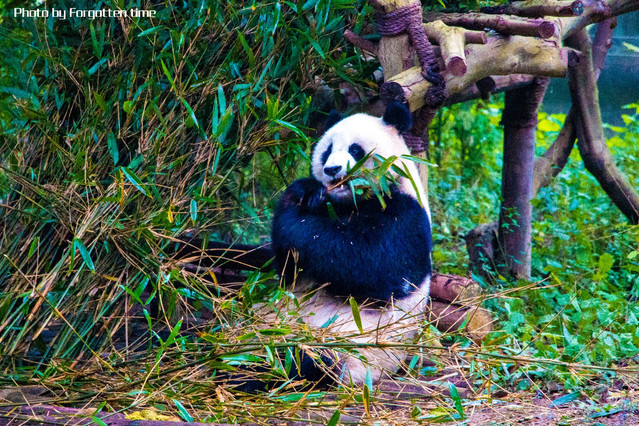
(1, 384, 638, 425)
(464, 395, 639, 425)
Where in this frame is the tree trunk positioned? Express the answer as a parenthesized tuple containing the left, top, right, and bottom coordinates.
(498, 77, 550, 279)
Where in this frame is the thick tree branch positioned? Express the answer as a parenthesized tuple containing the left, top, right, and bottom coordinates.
(567, 29, 639, 224)
(532, 19, 616, 195)
(555, 0, 638, 39)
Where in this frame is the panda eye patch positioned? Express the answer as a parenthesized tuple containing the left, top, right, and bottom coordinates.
(348, 143, 365, 162)
(320, 144, 332, 165)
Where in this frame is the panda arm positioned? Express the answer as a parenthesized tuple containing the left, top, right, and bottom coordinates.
(275, 178, 326, 212)
(272, 178, 330, 283)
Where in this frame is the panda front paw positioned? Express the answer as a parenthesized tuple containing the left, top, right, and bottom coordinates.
(282, 178, 326, 211)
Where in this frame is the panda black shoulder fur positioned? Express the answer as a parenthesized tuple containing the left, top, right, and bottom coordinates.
(267, 102, 432, 387)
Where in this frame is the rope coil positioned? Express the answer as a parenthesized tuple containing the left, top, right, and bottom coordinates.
(375, 1, 447, 152)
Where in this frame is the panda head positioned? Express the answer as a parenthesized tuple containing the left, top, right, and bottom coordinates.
(311, 102, 413, 199)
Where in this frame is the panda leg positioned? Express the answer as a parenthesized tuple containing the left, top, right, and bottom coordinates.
(225, 350, 339, 392)
(291, 349, 339, 386)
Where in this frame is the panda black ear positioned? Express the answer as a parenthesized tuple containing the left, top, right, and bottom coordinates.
(324, 110, 342, 130)
(382, 102, 412, 133)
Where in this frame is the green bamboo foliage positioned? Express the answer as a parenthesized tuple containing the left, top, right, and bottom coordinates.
(0, 0, 373, 375)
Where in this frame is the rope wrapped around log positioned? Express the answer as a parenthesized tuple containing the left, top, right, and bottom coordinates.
(375, 1, 447, 152)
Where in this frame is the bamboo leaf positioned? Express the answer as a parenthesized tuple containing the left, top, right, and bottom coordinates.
(122, 100, 133, 114)
(121, 167, 151, 197)
(326, 202, 338, 221)
(88, 58, 108, 75)
(107, 132, 119, 165)
(551, 391, 580, 407)
(326, 409, 341, 426)
(73, 239, 95, 272)
(138, 26, 164, 38)
(173, 399, 193, 423)
(159, 59, 176, 92)
(400, 154, 437, 167)
(217, 84, 226, 112)
(90, 417, 107, 426)
(190, 199, 198, 222)
(349, 297, 363, 334)
(163, 319, 183, 347)
(362, 383, 371, 417)
(27, 237, 39, 259)
(90, 22, 101, 58)
(448, 382, 465, 418)
(94, 92, 107, 112)
(236, 31, 256, 68)
(365, 367, 373, 391)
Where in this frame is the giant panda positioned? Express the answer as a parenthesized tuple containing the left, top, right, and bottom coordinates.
(257, 102, 432, 388)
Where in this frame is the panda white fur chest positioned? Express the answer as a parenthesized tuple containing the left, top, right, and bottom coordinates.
(266, 102, 432, 387)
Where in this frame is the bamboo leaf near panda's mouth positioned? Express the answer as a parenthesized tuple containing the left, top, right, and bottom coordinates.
(348, 150, 374, 175)
(367, 179, 386, 210)
(349, 297, 363, 334)
(349, 180, 358, 209)
(374, 154, 399, 177)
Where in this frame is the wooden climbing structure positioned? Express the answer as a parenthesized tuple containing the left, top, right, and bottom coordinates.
(344, 0, 639, 279)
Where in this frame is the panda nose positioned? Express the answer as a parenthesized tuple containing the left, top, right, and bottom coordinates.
(324, 165, 342, 177)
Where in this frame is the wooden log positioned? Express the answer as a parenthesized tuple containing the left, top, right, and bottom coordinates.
(446, 74, 535, 105)
(374, 0, 432, 217)
(424, 23, 487, 46)
(383, 36, 568, 112)
(554, 0, 635, 40)
(377, 0, 639, 112)
(430, 273, 481, 303)
(375, 0, 416, 78)
(423, 21, 486, 76)
(424, 13, 558, 38)
(427, 300, 493, 343)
